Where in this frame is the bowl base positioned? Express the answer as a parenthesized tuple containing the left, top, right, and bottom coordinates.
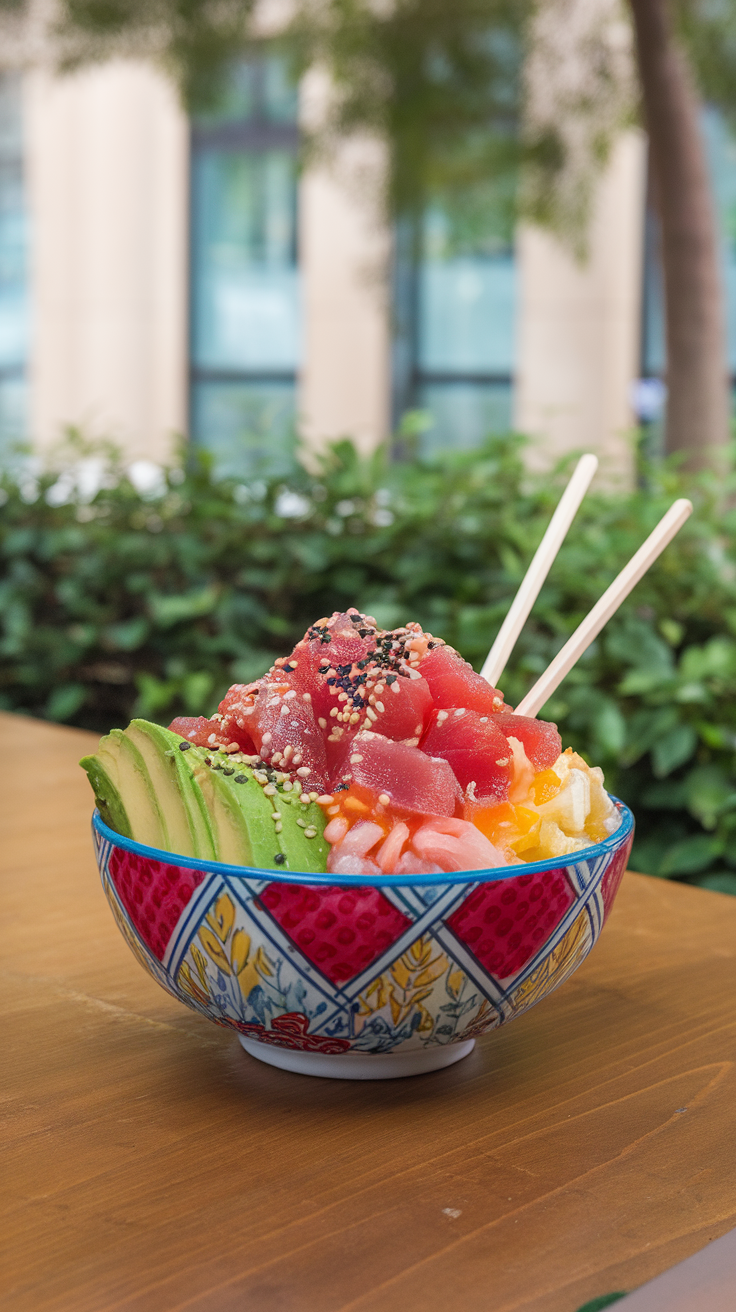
(238, 1036, 475, 1080)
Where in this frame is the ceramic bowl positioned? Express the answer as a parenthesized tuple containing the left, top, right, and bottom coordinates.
(92, 801, 633, 1080)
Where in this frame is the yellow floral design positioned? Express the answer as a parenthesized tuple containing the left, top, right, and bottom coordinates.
(357, 935, 449, 1035)
(510, 910, 590, 1013)
(177, 893, 275, 1004)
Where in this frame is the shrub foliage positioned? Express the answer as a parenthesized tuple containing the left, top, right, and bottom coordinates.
(2, 434, 735, 893)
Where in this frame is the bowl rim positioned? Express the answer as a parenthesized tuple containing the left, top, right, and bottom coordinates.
(92, 799, 634, 888)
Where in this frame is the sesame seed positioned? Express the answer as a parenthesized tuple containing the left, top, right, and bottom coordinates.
(309, 792, 318, 801)
(390, 682, 401, 694)
(318, 717, 327, 728)
(304, 828, 317, 839)
(317, 795, 334, 804)
(376, 701, 385, 713)
(292, 753, 303, 765)
(178, 742, 191, 751)
(329, 707, 339, 717)
(283, 744, 293, 759)
(282, 780, 293, 791)
(262, 732, 273, 744)
(453, 708, 466, 717)
(437, 710, 448, 722)
(271, 811, 282, 820)
(274, 822, 283, 833)
(284, 690, 296, 700)
(274, 853, 286, 865)
(296, 766, 310, 778)
(300, 793, 310, 804)
(350, 754, 363, 764)
(207, 733, 218, 745)
(327, 805, 339, 816)
(496, 758, 509, 767)
(263, 784, 277, 796)
(280, 705, 290, 717)
(296, 818, 307, 828)
(349, 712, 360, 724)
(366, 707, 377, 722)
(378, 793, 390, 806)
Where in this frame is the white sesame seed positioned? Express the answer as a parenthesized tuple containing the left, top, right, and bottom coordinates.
(453, 708, 466, 717)
(338, 692, 348, 702)
(350, 754, 363, 763)
(376, 701, 385, 713)
(275, 822, 282, 833)
(263, 784, 277, 796)
(284, 690, 297, 700)
(296, 766, 310, 777)
(207, 733, 218, 745)
(271, 752, 283, 764)
(292, 753, 303, 765)
(283, 743, 293, 759)
(282, 780, 293, 791)
(329, 685, 339, 695)
(309, 792, 318, 801)
(391, 682, 401, 694)
(479, 716, 488, 723)
(302, 692, 312, 702)
(374, 683, 384, 694)
(327, 805, 339, 816)
(280, 705, 290, 717)
(366, 707, 378, 722)
(378, 793, 390, 806)
(300, 793, 310, 804)
(296, 818, 307, 827)
(317, 794, 333, 804)
(271, 811, 281, 820)
(261, 731, 273, 744)
(304, 828, 317, 839)
(437, 710, 448, 721)
(318, 717, 327, 728)
(329, 707, 339, 717)
(496, 758, 509, 767)
(349, 712, 360, 724)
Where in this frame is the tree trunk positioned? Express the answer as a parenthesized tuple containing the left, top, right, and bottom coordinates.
(629, 0, 729, 468)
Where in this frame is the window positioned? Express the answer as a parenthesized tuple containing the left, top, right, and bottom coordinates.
(0, 73, 28, 461)
(189, 58, 300, 475)
(393, 201, 517, 454)
(639, 107, 736, 429)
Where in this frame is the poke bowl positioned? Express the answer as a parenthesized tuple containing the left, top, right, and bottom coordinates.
(92, 802, 633, 1080)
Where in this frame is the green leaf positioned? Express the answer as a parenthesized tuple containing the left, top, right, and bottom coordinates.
(685, 765, 735, 829)
(46, 683, 86, 721)
(652, 723, 697, 777)
(659, 835, 721, 876)
(148, 585, 219, 628)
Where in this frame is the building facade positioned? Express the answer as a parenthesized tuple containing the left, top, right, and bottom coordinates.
(0, 57, 677, 481)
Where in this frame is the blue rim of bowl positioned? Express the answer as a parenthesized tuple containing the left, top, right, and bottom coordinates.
(92, 800, 634, 889)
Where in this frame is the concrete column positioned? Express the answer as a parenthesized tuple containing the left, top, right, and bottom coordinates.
(25, 61, 189, 463)
(298, 73, 391, 454)
(514, 129, 647, 482)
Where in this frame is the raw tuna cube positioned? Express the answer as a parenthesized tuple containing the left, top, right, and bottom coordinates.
(338, 731, 460, 816)
(248, 682, 328, 791)
(421, 708, 513, 800)
(418, 645, 509, 715)
(367, 672, 434, 743)
(167, 715, 255, 754)
(494, 713, 561, 770)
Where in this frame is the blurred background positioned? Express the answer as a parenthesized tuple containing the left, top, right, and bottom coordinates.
(3, 0, 736, 891)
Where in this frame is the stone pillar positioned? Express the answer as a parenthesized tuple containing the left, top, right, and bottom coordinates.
(25, 61, 189, 462)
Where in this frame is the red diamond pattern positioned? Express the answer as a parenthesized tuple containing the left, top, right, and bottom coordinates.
(447, 868, 575, 981)
(258, 883, 412, 985)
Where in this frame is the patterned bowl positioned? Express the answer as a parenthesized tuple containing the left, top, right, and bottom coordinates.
(92, 801, 633, 1080)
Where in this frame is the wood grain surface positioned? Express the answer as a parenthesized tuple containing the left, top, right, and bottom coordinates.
(2, 710, 736, 1312)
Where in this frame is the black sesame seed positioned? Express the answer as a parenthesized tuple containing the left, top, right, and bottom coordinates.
(234, 774, 247, 783)
(222, 767, 234, 776)
(178, 741, 192, 751)
(385, 674, 397, 684)
(204, 757, 212, 766)
(274, 853, 286, 865)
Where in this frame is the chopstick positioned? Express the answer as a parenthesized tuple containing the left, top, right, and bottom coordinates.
(515, 497, 693, 718)
(480, 453, 599, 687)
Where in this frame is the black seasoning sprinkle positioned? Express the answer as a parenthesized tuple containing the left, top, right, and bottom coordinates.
(274, 853, 286, 865)
(178, 742, 191, 751)
(234, 775, 247, 784)
(334, 782, 350, 792)
(385, 674, 397, 684)
(204, 757, 212, 766)
(222, 767, 234, 776)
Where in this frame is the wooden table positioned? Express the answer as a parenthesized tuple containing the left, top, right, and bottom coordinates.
(2, 711, 736, 1312)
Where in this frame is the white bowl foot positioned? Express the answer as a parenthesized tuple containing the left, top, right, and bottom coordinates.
(238, 1036, 475, 1080)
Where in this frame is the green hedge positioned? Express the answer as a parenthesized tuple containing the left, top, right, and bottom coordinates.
(2, 433, 736, 892)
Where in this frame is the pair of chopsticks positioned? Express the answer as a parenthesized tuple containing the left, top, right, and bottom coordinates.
(480, 453, 692, 717)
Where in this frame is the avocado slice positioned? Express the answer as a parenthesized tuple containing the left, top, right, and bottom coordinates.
(183, 746, 329, 872)
(79, 751, 132, 838)
(126, 721, 216, 860)
(84, 729, 167, 849)
(81, 721, 330, 873)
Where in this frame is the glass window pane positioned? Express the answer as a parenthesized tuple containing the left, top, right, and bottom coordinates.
(418, 256, 516, 374)
(417, 380, 513, 452)
(191, 150, 300, 372)
(191, 379, 296, 477)
(0, 71, 27, 459)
